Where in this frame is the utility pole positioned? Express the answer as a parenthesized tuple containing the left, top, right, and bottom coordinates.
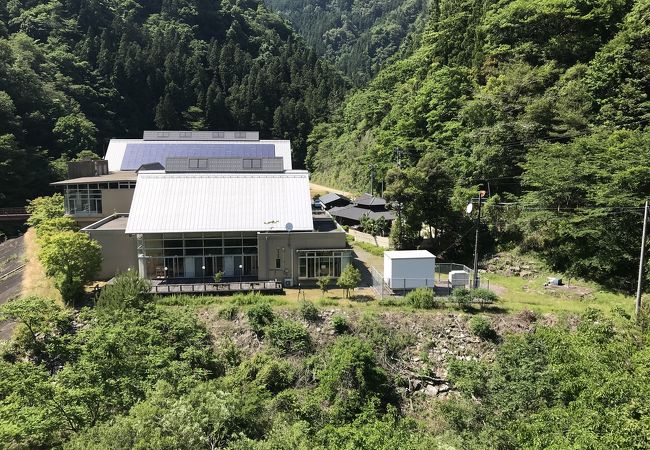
(636, 200, 648, 318)
(394, 148, 403, 249)
(370, 164, 376, 197)
(472, 191, 486, 289)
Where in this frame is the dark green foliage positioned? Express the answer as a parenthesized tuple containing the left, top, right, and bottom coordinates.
(97, 271, 151, 310)
(308, 0, 649, 286)
(445, 310, 650, 448)
(0, 304, 221, 448)
(331, 315, 349, 334)
(247, 302, 275, 333)
(467, 315, 498, 342)
(218, 304, 240, 321)
(265, 0, 430, 85)
(266, 319, 312, 354)
(405, 287, 438, 309)
(312, 336, 393, 424)
(298, 300, 320, 322)
(0, 0, 347, 206)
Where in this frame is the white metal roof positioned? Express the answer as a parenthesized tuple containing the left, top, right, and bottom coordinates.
(104, 139, 293, 172)
(384, 250, 436, 259)
(125, 172, 313, 234)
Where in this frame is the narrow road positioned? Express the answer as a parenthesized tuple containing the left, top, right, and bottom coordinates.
(0, 235, 24, 340)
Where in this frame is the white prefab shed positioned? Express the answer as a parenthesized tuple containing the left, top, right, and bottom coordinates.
(383, 250, 436, 290)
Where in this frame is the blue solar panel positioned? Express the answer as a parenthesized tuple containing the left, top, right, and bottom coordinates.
(121, 143, 276, 170)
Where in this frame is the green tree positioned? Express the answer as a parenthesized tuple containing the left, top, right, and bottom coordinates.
(39, 231, 102, 304)
(26, 194, 65, 228)
(53, 114, 98, 156)
(337, 264, 361, 298)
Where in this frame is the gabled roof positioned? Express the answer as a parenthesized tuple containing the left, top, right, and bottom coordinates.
(125, 172, 313, 234)
(329, 205, 395, 222)
(354, 193, 387, 207)
(319, 192, 351, 205)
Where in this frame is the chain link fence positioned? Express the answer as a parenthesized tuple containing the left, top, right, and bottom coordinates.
(370, 263, 482, 299)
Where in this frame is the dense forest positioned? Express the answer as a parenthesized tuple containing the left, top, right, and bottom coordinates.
(264, 0, 431, 85)
(2, 273, 650, 448)
(308, 0, 650, 290)
(0, 0, 346, 206)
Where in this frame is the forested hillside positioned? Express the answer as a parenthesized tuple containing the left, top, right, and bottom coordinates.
(0, 0, 346, 207)
(264, 0, 431, 85)
(308, 0, 650, 290)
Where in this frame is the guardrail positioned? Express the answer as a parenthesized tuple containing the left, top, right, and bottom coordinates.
(151, 280, 284, 295)
(0, 264, 25, 281)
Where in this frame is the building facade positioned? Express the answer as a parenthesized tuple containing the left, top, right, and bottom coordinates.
(57, 131, 352, 285)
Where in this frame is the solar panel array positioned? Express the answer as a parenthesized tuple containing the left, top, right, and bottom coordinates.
(120, 143, 276, 170)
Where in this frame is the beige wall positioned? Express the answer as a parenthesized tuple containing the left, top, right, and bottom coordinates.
(101, 189, 134, 215)
(88, 229, 138, 280)
(257, 231, 347, 283)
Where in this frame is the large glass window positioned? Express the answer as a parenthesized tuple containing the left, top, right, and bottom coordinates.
(298, 250, 353, 279)
(139, 232, 258, 279)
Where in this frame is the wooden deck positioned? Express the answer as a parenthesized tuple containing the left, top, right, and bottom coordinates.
(150, 280, 284, 295)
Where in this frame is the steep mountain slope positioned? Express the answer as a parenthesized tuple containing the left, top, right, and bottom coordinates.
(308, 0, 650, 289)
(264, 0, 431, 85)
(0, 0, 347, 206)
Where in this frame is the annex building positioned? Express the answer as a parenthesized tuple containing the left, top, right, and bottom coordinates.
(53, 131, 352, 286)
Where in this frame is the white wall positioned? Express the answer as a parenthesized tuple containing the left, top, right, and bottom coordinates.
(384, 257, 436, 289)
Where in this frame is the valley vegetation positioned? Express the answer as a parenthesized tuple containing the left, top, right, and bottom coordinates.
(0, 0, 347, 206)
(307, 0, 650, 291)
(264, 0, 432, 85)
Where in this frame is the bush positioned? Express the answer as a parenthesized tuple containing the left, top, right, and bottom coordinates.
(331, 315, 349, 334)
(247, 302, 275, 333)
(317, 275, 331, 295)
(299, 300, 320, 322)
(452, 288, 472, 310)
(97, 271, 151, 310)
(405, 288, 438, 309)
(471, 288, 499, 307)
(218, 304, 239, 321)
(468, 316, 498, 341)
(266, 319, 312, 354)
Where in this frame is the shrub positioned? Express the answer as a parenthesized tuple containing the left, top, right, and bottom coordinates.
(266, 319, 312, 354)
(255, 359, 296, 393)
(213, 271, 223, 283)
(299, 300, 320, 322)
(247, 302, 275, 333)
(218, 304, 239, 321)
(471, 288, 499, 307)
(452, 288, 472, 310)
(405, 288, 438, 309)
(331, 315, 349, 334)
(97, 271, 151, 310)
(468, 316, 498, 341)
(317, 275, 331, 296)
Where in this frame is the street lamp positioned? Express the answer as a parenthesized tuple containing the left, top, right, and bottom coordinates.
(164, 266, 168, 283)
(202, 265, 206, 292)
(239, 264, 243, 283)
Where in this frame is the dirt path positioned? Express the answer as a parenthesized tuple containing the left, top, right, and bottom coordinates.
(309, 182, 354, 198)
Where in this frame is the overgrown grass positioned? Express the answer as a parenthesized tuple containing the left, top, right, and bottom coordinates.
(353, 240, 386, 256)
(21, 228, 62, 303)
(482, 272, 633, 315)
